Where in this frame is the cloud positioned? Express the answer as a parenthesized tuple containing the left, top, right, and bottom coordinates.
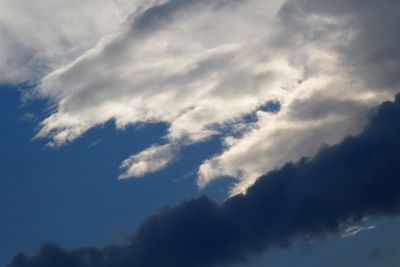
(119, 143, 178, 178)
(31, 0, 296, 184)
(0, 0, 143, 84)
(21, 0, 400, 194)
(7, 94, 400, 267)
(199, 0, 400, 193)
(1, 0, 399, 193)
(341, 225, 376, 238)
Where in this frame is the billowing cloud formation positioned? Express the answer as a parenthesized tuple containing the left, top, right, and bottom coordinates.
(198, 0, 400, 193)
(7, 95, 400, 267)
(5, 0, 400, 192)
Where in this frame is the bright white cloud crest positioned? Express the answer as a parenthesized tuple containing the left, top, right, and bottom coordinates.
(2, 0, 400, 194)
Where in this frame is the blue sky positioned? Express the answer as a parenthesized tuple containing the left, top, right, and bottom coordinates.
(0, 85, 234, 265)
(1, 1, 400, 266)
(1, 85, 400, 267)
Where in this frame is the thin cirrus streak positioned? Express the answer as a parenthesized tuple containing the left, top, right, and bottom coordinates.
(3, 0, 400, 194)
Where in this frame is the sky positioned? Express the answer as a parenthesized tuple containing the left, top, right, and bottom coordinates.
(1, 0, 400, 266)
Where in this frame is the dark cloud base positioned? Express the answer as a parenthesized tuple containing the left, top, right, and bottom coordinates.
(7, 94, 400, 267)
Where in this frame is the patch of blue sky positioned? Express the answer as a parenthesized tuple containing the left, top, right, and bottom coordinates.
(0, 85, 230, 266)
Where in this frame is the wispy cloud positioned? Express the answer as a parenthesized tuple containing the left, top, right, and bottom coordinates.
(3, 0, 400, 194)
(341, 225, 376, 238)
(0, 0, 143, 84)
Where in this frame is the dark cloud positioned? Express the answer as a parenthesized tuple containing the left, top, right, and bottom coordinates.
(7, 93, 400, 266)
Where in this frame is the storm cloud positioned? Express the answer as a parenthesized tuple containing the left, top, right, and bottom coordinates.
(7, 94, 400, 267)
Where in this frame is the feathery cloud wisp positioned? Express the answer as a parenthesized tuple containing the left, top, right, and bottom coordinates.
(3, 0, 400, 193)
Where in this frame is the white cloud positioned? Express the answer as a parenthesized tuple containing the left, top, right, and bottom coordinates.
(0, 0, 143, 84)
(341, 225, 376, 238)
(34, 0, 297, 179)
(198, 73, 390, 194)
(4, 0, 400, 194)
(120, 143, 178, 178)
